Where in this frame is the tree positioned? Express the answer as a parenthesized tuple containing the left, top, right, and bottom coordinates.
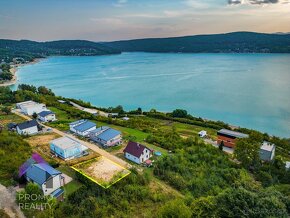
(172, 109, 188, 118)
(32, 112, 38, 119)
(157, 199, 192, 218)
(219, 141, 224, 151)
(234, 138, 260, 169)
(38, 86, 55, 96)
(1, 106, 11, 115)
(137, 107, 142, 115)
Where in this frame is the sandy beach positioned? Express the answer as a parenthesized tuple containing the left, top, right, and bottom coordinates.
(0, 58, 43, 87)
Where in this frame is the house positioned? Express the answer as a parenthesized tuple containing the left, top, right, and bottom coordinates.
(217, 129, 249, 148)
(50, 136, 88, 160)
(198, 130, 207, 138)
(16, 101, 47, 116)
(16, 120, 39, 135)
(124, 141, 152, 164)
(89, 126, 122, 147)
(69, 119, 96, 137)
(286, 162, 290, 170)
(21, 157, 65, 199)
(122, 117, 130, 121)
(260, 141, 276, 161)
(38, 110, 56, 122)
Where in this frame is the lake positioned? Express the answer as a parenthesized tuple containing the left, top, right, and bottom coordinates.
(14, 52, 290, 137)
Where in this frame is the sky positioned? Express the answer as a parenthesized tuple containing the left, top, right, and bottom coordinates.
(0, 0, 290, 41)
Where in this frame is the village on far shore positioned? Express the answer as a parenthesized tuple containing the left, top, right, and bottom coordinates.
(3, 99, 285, 201)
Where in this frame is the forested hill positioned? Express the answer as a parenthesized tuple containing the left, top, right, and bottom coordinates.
(0, 39, 121, 62)
(105, 32, 290, 53)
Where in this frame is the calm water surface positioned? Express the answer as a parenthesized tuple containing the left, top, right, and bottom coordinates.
(14, 53, 290, 137)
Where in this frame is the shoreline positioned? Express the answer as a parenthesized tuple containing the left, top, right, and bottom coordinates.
(0, 58, 43, 87)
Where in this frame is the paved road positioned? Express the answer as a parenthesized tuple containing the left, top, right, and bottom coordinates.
(69, 101, 109, 117)
(12, 110, 130, 168)
(0, 184, 25, 218)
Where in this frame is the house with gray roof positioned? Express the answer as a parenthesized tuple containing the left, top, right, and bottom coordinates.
(23, 157, 64, 198)
(16, 120, 39, 135)
(50, 136, 88, 160)
(69, 119, 96, 137)
(260, 141, 276, 162)
(89, 126, 122, 147)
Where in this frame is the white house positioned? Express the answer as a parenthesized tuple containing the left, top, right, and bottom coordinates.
(259, 141, 276, 162)
(69, 119, 96, 137)
(50, 136, 88, 160)
(124, 141, 152, 164)
(16, 120, 39, 135)
(198, 130, 207, 138)
(16, 101, 47, 116)
(38, 110, 56, 122)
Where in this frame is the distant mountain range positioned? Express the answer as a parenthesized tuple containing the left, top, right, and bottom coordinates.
(1, 32, 290, 63)
(104, 32, 290, 53)
(0, 40, 121, 62)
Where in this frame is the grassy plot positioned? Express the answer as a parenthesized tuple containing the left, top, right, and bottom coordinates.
(71, 156, 130, 189)
(0, 113, 25, 126)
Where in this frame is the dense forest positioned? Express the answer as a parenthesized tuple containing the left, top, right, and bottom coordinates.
(105, 32, 290, 53)
(0, 40, 121, 63)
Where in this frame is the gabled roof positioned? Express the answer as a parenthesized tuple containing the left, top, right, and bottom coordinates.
(25, 163, 61, 186)
(38, 110, 54, 117)
(90, 126, 110, 134)
(124, 141, 150, 158)
(217, 129, 249, 139)
(17, 120, 38, 130)
(97, 128, 121, 141)
(71, 120, 96, 132)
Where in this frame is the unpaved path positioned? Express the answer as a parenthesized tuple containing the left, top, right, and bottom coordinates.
(0, 184, 25, 218)
(12, 110, 130, 168)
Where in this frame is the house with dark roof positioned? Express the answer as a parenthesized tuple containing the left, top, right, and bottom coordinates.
(69, 119, 96, 137)
(260, 141, 276, 162)
(89, 126, 122, 147)
(22, 157, 65, 198)
(217, 129, 249, 148)
(16, 120, 39, 135)
(38, 110, 56, 123)
(124, 141, 152, 164)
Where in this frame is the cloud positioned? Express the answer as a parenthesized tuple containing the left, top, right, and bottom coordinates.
(228, 0, 289, 4)
(113, 0, 128, 7)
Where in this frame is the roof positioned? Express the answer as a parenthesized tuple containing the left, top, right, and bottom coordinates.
(218, 129, 249, 138)
(73, 120, 96, 132)
(38, 110, 54, 117)
(124, 141, 150, 158)
(8, 123, 17, 129)
(50, 188, 64, 198)
(50, 136, 82, 150)
(25, 163, 61, 186)
(17, 101, 45, 109)
(90, 126, 110, 134)
(17, 120, 38, 130)
(96, 128, 121, 141)
(69, 119, 86, 126)
(260, 141, 275, 152)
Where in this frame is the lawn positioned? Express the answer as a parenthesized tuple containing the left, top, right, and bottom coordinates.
(63, 180, 83, 197)
(0, 113, 25, 126)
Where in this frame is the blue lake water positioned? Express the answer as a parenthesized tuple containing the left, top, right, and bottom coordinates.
(14, 53, 290, 137)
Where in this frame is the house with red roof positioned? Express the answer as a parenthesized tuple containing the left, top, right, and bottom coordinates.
(123, 141, 152, 164)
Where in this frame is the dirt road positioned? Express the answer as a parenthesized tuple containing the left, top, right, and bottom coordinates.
(12, 110, 130, 168)
(0, 184, 25, 218)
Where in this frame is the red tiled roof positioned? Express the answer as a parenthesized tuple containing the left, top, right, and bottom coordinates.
(124, 141, 150, 158)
